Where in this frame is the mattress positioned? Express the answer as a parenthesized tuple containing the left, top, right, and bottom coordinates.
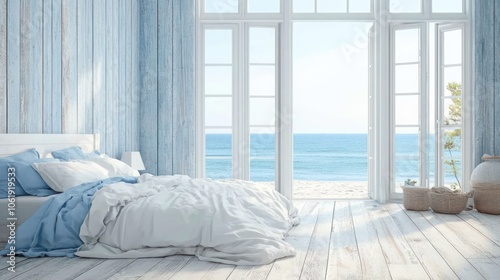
(0, 194, 59, 241)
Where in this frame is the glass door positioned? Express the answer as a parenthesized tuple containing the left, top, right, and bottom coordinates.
(436, 23, 465, 191)
(390, 23, 427, 199)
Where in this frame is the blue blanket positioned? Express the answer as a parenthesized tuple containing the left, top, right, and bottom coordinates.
(1, 177, 137, 257)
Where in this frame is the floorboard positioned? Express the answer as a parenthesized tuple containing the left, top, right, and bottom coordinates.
(4, 201, 500, 280)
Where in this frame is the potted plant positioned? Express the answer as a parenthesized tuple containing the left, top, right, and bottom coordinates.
(404, 179, 417, 186)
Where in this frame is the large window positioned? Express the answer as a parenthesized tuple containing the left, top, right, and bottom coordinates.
(196, 0, 472, 202)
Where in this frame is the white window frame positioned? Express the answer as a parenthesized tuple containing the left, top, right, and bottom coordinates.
(389, 22, 428, 200)
(436, 22, 470, 191)
(196, 0, 473, 202)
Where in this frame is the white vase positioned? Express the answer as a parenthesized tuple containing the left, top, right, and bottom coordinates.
(470, 154, 500, 214)
(470, 155, 500, 184)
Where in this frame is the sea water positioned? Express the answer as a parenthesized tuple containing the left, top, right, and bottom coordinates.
(206, 134, 461, 183)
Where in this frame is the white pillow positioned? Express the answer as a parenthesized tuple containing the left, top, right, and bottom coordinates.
(32, 161, 110, 192)
(87, 155, 140, 177)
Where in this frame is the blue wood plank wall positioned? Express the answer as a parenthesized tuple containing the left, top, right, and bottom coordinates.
(474, 0, 500, 165)
(0, 0, 141, 159)
(139, 0, 195, 176)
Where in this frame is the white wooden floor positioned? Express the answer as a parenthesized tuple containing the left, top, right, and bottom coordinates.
(2, 200, 500, 280)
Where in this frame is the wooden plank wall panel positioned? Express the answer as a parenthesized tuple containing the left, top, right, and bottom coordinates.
(139, 0, 158, 174)
(51, 0, 62, 134)
(20, 0, 43, 134)
(157, 0, 174, 175)
(118, 0, 126, 153)
(0, 0, 7, 133)
(124, 0, 132, 151)
(111, 0, 119, 157)
(131, 0, 139, 151)
(494, 1, 500, 156)
(138, 0, 196, 175)
(42, 0, 53, 133)
(6, 0, 20, 133)
(139, 0, 195, 176)
(1, 0, 140, 159)
(172, 0, 195, 176)
(105, 0, 113, 155)
(474, 0, 499, 165)
(77, 0, 93, 134)
(61, 0, 77, 133)
(93, 0, 105, 147)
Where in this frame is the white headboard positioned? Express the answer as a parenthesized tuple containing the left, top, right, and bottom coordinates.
(0, 134, 100, 158)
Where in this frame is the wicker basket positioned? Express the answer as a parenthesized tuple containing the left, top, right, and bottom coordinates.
(402, 186, 429, 211)
(429, 187, 468, 214)
(472, 183, 500, 214)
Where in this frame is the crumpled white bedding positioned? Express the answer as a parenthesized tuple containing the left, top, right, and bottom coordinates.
(76, 174, 299, 265)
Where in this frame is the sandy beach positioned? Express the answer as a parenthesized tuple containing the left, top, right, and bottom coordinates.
(256, 181, 369, 199)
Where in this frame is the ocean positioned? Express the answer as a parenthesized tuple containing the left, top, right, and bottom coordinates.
(206, 134, 461, 183)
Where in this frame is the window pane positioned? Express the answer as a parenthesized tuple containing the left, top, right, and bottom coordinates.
(248, 0, 280, 13)
(249, 28, 275, 64)
(249, 66, 276, 96)
(293, 0, 315, 13)
(250, 98, 275, 126)
(205, 29, 232, 64)
(395, 95, 419, 125)
(395, 159, 420, 192)
(250, 127, 275, 182)
(395, 64, 419, 93)
(432, 0, 463, 13)
(395, 127, 420, 193)
(205, 66, 232, 95)
(349, 0, 371, 13)
(444, 29, 462, 65)
(395, 127, 419, 155)
(206, 129, 232, 179)
(205, 0, 238, 13)
(442, 98, 462, 126)
(317, 0, 347, 13)
(205, 97, 232, 126)
(395, 29, 420, 63)
(443, 66, 462, 97)
(390, 0, 422, 13)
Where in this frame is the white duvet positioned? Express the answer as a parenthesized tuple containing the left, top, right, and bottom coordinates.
(76, 174, 299, 265)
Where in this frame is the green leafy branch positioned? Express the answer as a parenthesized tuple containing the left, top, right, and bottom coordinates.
(443, 82, 462, 190)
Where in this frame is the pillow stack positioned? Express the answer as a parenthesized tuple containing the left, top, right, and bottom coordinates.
(1, 146, 140, 196)
(32, 146, 140, 192)
(0, 149, 59, 198)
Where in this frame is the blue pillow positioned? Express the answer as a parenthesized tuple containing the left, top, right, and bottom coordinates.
(0, 149, 40, 198)
(51, 146, 86, 161)
(51, 146, 101, 161)
(9, 159, 60, 197)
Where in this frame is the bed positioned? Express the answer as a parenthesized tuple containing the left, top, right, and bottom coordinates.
(0, 134, 100, 242)
(0, 134, 299, 265)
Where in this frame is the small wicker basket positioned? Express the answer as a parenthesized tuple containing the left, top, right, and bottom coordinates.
(402, 186, 429, 211)
(472, 183, 500, 214)
(429, 187, 468, 214)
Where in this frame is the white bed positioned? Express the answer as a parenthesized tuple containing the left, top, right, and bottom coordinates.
(0, 134, 100, 242)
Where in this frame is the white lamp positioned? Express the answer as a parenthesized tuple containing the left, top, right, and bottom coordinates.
(121, 151, 146, 171)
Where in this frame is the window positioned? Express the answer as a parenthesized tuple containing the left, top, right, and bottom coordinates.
(436, 24, 465, 190)
(199, 23, 279, 181)
(196, 0, 472, 202)
(390, 23, 427, 195)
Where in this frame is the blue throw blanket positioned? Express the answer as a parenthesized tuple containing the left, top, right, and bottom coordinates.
(1, 177, 137, 257)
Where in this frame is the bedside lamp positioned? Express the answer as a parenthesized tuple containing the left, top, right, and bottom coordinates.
(121, 151, 146, 171)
